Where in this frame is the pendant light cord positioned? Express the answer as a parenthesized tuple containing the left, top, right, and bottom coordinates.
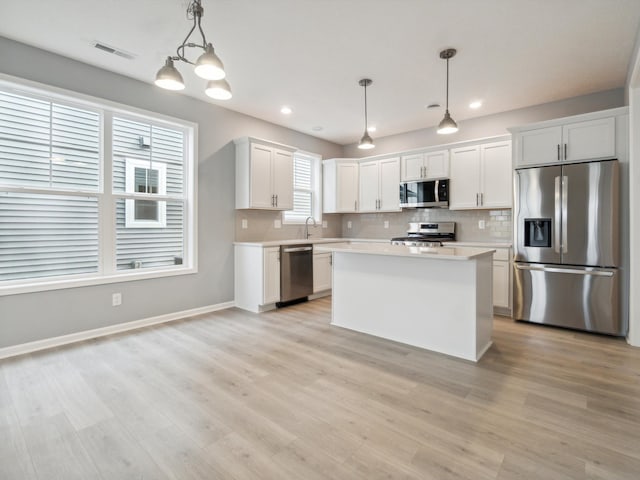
(363, 83, 368, 131)
(445, 57, 449, 113)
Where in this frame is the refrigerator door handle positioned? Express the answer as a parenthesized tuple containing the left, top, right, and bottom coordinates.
(554, 176, 561, 253)
(561, 175, 568, 254)
(514, 264, 614, 277)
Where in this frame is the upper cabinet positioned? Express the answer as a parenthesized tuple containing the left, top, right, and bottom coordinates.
(449, 140, 512, 210)
(400, 149, 449, 181)
(359, 157, 401, 212)
(323, 159, 359, 213)
(235, 137, 295, 210)
(510, 109, 626, 168)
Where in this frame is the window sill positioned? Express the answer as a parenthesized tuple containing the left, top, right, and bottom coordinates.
(0, 266, 198, 297)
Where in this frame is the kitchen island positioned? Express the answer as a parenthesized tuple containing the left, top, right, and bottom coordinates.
(314, 243, 495, 362)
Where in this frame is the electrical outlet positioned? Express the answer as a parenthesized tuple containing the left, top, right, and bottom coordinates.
(112, 293, 122, 306)
(384, 221, 389, 229)
(274, 219, 282, 229)
(241, 218, 248, 229)
(322, 220, 328, 228)
(478, 220, 486, 230)
(347, 221, 352, 229)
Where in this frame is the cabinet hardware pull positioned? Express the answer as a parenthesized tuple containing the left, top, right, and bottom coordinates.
(476, 193, 479, 206)
(564, 143, 567, 160)
(275, 194, 278, 207)
(480, 192, 483, 206)
(557, 144, 560, 161)
(354, 200, 357, 211)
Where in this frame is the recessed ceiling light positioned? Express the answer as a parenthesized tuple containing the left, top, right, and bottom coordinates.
(367, 126, 376, 133)
(469, 100, 482, 109)
(280, 106, 292, 114)
(312, 126, 323, 131)
(426, 103, 440, 109)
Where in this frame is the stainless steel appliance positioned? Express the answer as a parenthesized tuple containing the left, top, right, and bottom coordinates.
(279, 244, 313, 305)
(399, 179, 449, 208)
(391, 222, 455, 246)
(513, 159, 623, 335)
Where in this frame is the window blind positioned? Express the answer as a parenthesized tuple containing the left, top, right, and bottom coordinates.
(284, 153, 314, 222)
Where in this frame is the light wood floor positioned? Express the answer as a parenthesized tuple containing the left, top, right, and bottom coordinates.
(1, 297, 640, 479)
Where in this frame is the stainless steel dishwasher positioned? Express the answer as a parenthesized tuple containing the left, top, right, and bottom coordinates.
(278, 244, 313, 305)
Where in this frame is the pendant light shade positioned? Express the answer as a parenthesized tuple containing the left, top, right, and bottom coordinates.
(437, 48, 458, 135)
(205, 79, 232, 100)
(357, 78, 375, 150)
(155, 1, 231, 99)
(154, 57, 185, 91)
(194, 43, 226, 80)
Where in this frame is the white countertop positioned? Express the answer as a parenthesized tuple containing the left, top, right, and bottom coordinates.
(444, 241, 512, 248)
(233, 238, 387, 247)
(314, 242, 495, 260)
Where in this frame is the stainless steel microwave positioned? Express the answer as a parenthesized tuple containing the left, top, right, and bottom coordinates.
(399, 179, 449, 208)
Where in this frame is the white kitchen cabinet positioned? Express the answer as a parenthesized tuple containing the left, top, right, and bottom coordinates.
(511, 110, 620, 168)
(492, 247, 511, 313)
(235, 137, 295, 210)
(313, 252, 332, 293)
(263, 247, 281, 304)
(358, 156, 400, 212)
(323, 159, 359, 213)
(400, 150, 449, 181)
(235, 245, 280, 312)
(449, 140, 512, 210)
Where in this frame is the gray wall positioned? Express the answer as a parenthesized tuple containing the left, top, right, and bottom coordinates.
(342, 88, 625, 157)
(0, 36, 342, 348)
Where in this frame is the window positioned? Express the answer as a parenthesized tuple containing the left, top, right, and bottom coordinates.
(283, 151, 322, 224)
(0, 79, 196, 294)
(125, 157, 167, 228)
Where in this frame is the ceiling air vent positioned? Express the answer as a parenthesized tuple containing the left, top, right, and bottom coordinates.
(93, 42, 136, 60)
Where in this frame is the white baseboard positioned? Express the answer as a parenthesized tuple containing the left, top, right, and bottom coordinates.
(0, 301, 236, 360)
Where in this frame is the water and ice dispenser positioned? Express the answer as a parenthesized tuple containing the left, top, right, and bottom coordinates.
(524, 218, 551, 247)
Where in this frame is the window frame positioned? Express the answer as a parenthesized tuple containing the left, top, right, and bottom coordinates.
(124, 157, 167, 229)
(282, 150, 322, 225)
(0, 74, 198, 296)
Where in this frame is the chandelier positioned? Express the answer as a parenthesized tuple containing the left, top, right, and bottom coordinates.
(155, 0, 232, 100)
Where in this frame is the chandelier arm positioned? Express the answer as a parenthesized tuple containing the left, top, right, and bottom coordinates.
(196, 10, 208, 47)
(176, 19, 198, 63)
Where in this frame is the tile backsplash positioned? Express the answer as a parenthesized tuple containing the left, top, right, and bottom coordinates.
(235, 210, 342, 242)
(235, 208, 511, 243)
(341, 208, 512, 242)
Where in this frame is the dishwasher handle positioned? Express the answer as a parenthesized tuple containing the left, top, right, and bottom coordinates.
(282, 246, 313, 253)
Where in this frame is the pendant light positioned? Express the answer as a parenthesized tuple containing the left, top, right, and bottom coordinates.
(437, 48, 458, 134)
(154, 0, 232, 99)
(358, 79, 375, 149)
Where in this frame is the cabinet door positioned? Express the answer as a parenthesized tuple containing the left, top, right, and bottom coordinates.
(263, 247, 280, 304)
(449, 146, 481, 209)
(336, 162, 359, 212)
(492, 260, 510, 308)
(480, 141, 512, 208)
(517, 126, 562, 167)
(313, 253, 332, 293)
(401, 153, 424, 181)
(250, 144, 274, 208)
(563, 117, 615, 162)
(272, 149, 293, 210)
(359, 160, 380, 212)
(424, 150, 449, 179)
(379, 157, 400, 211)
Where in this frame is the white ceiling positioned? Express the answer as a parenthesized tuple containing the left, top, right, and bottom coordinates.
(1, 0, 640, 145)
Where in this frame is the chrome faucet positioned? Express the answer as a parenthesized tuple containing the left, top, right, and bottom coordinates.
(304, 216, 317, 239)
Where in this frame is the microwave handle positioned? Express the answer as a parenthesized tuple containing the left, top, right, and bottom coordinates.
(435, 180, 439, 203)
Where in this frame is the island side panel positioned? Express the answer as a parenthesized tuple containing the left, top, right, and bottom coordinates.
(331, 251, 480, 361)
(475, 255, 494, 360)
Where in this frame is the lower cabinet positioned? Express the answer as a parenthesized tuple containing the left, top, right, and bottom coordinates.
(313, 252, 332, 293)
(492, 247, 512, 314)
(235, 245, 280, 312)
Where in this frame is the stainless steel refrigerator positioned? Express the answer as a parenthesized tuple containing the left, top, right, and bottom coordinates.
(513, 159, 624, 335)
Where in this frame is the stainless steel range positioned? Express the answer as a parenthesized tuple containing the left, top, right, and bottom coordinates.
(391, 222, 455, 247)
